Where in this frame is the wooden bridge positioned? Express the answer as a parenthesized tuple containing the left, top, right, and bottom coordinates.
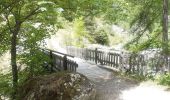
(66, 46, 170, 75)
(42, 48, 78, 72)
(42, 46, 170, 76)
(41, 47, 170, 100)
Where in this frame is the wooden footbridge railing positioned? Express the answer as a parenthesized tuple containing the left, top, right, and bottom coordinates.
(42, 48, 78, 72)
(66, 46, 170, 76)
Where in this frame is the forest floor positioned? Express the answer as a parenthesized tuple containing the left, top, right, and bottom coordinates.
(75, 58, 170, 100)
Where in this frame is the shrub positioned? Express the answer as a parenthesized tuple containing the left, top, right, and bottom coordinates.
(157, 73, 170, 86)
(93, 29, 109, 45)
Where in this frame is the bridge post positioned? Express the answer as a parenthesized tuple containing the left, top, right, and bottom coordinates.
(63, 55, 67, 71)
(49, 50, 54, 72)
(95, 48, 98, 64)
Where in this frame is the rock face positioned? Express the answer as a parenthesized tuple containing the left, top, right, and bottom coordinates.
(19, 72, 96, 100)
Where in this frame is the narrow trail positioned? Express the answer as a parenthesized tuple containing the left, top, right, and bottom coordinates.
(75, 58, 170, 100)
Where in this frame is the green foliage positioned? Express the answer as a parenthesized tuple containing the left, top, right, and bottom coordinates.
(157, 73, 170, 86)
(18, 49, 50, 76)
(56, 0, 110, 21)
(0, 61, 51, 99)
(93, 29, 109, 45)
(0, 28, 10, 55)
(0, 1, 62, 98)
(116, 71, 145, 82)
(0, 0, 60, 59)
(73, 17, 87, 37)
(72, 17, 87, 47)
(125, 27, 162, 52)
(128, 0, 163, 31)
(0, 0, 61, 73)
(109, 34, 124, 46)
(0, 73, 12, 98)
(123, 0, 170, 52)
(130, 74, 146, 81)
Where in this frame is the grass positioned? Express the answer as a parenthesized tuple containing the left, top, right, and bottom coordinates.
(116, 71, 170, 87)
(112, 70, 146, 83)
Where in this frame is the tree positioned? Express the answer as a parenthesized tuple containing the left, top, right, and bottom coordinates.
(162, 0, 169, 70)
(117, 0, 169, 53)
(162, 0, 169, 54)
(0, 0, 59, 99)
(93, 29, 109, 45)
(72, 17, 87, 47)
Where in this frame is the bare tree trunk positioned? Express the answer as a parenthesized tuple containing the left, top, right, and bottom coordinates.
(162, 0, 169, 71)
(11, 21, 21, 100)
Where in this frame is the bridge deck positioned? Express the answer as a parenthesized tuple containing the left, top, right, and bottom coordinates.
(74, 58, 170, 100)
(75, 58, 138, 100)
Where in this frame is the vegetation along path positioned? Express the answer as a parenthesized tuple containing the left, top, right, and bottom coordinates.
(74, 58, 170, 100)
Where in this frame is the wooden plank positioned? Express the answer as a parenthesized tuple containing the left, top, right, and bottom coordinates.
(103, 53, 105, 65)
(113, 54, 116, 67)
(98, 52, 100, 63)
(99, 52, 102, 63)
(105, 53, 108, 65)
(101, 52, 103, 64)
(88, 49, 90, 60)
(102, 52, 104, 65)
(109, 53, 111, 66)
(95, 48, 98, 64)
(110, 54, 112, 67)
(111, 54, 115, 67)
(92, 50, 95, 61)
(116, 54, 119, 68)
(44, 48, 74, 58)
(105, 54, 107, 65)
(92, 50, 94, 61)
(89, 50, 91, 61)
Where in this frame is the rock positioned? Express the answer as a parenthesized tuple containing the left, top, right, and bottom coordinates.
(19, 72, 96, 100)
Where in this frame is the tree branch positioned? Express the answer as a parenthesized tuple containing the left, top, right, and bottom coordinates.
(21, 7, 41, 23)
(4, 14, 13, 33)
(0, 0, 21, 14)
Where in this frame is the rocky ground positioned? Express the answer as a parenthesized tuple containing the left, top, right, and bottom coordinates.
(19, 72, 96, 100)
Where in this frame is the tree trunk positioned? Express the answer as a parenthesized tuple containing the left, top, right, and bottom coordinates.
(11, 21, 21, 100)
(162, 0, 169, 70)
(11, 32, 18, 100)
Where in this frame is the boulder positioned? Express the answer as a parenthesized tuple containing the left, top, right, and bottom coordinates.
(19, 72, 96, 100)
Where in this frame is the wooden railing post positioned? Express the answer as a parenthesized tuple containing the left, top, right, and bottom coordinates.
(63, 55, 67, 71)
(95, 48, 98, 64)
(50, 50, 54, 72)
(119, 54, 123, 70)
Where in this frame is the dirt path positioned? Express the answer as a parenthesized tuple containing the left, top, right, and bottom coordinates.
(75, 58, 170, 100)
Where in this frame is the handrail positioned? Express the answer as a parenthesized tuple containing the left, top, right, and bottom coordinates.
(41, 48, 78, 72)
(41, 48, 74, 58)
